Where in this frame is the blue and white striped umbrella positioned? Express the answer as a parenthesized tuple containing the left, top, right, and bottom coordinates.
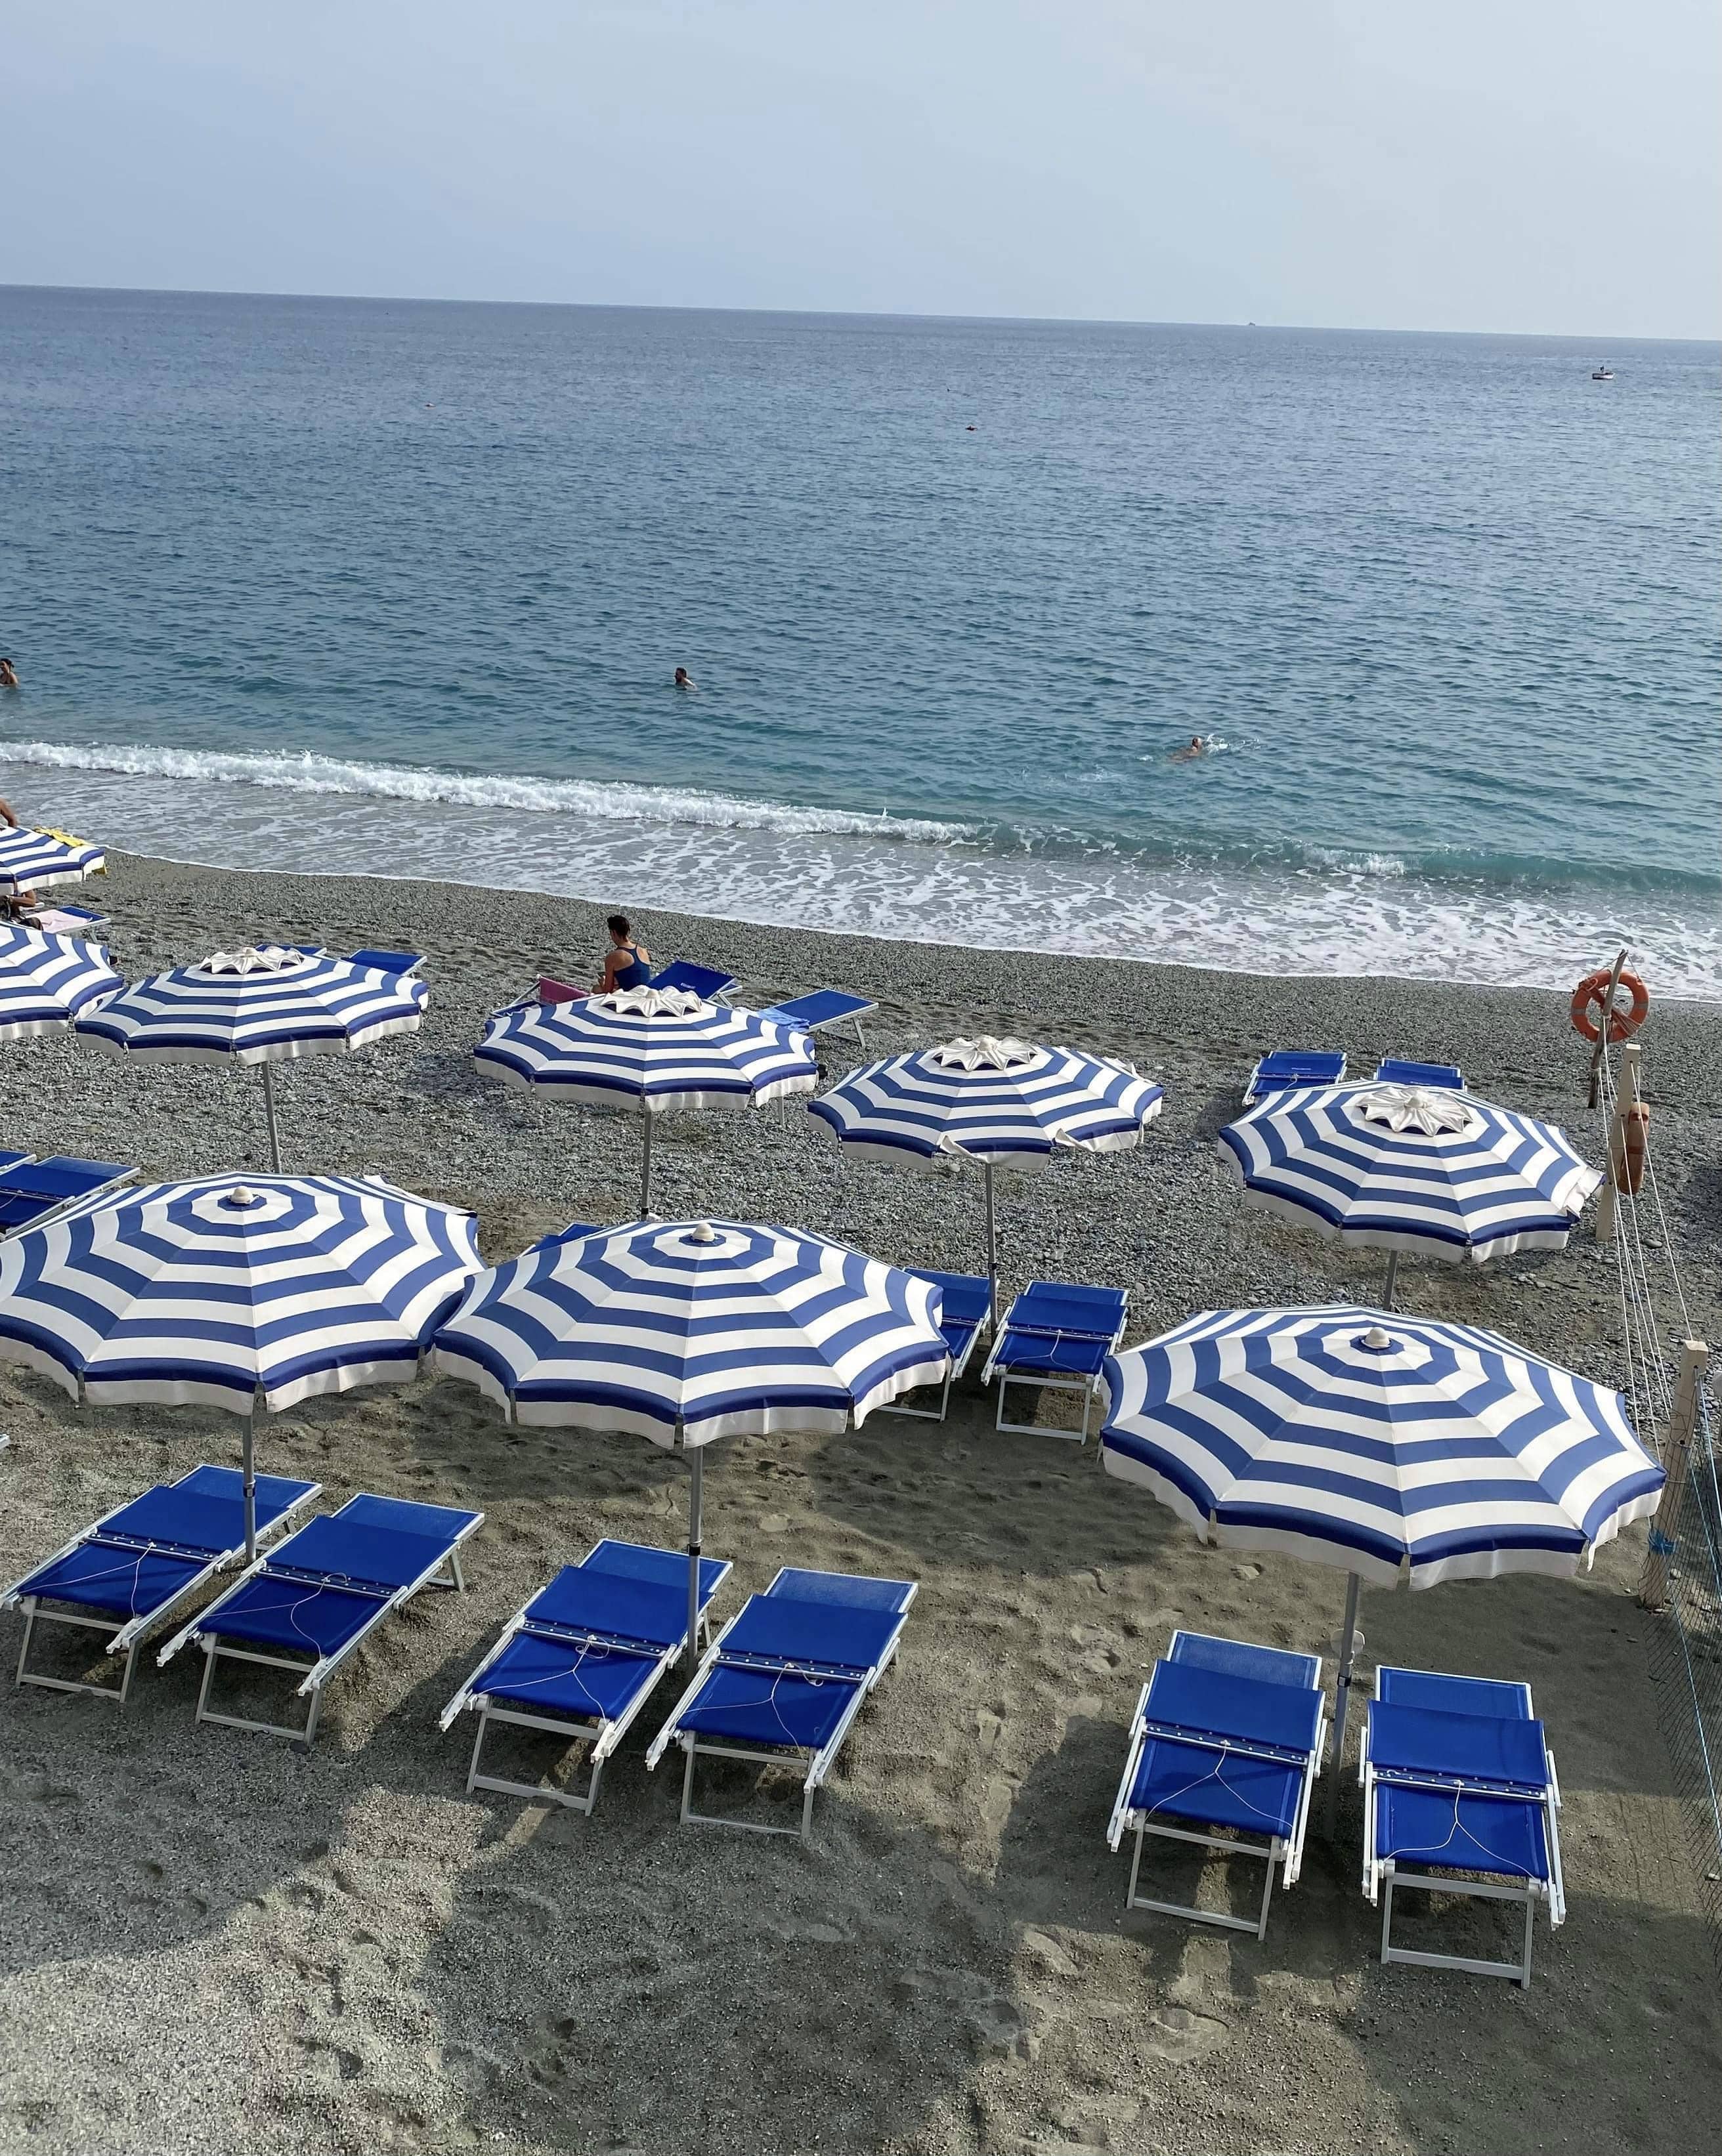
(77, 944, 429, 1172)
(434, 1216, 947, 1651)
(0, 1172, 483, 1554)
(0, 923, 122, 1040)
(810, 1034, 1163, 1315)
(1219, 1082, 1601, 1300)
(1102, 1302, 1663, 1785)
(0, 825, 105, 895)
(475, 985, 817, 1215)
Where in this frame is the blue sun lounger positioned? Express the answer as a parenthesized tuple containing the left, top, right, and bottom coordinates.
(1243, 1049, 1346, 1105)
(884, 1269, 991, 1421)
(652, 959, 735, 1003)
(439, 1539, 733, 1813)
(349, 948, 423, 977)
(1371, 1057, 1465, 1091)
(157, 1492, 483, 1745)
(1107, 1631, 1325, 1939)
(981, 1281, 1128, 1443)
(1362, 1664, 1565, 1988)
(645, 1567, 916, 1842)
(757, 988, 875, 1049)
(0, 1154, 133, 1235)
(3, 1465, 320, 1705)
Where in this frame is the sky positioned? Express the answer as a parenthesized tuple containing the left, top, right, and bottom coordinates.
(5, 0, 1717, 338)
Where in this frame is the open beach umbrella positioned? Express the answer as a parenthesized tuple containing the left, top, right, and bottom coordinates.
(1100, 1302, 1662, 1811)
(0, 923, 121, 1038)
(474, 984, 817, 1217)
(75, 944, 428, 1173)
(1218, 1082, 1601, 1307)
(433, 1215, 948, 1656)
(0, 825, 105, 897)
(809, 1034, 1163, 1323)
(0, 1172, 483, 1559)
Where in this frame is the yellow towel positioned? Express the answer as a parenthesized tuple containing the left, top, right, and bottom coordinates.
(39, 829, 106, 871)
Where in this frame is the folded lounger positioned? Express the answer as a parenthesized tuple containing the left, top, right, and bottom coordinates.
(757, 988, 876, 1049)
(645, 1567, 916, 1842)
(651, 959, 735, 1003)
(1107, 1630, 1325, 1939)
(0, 1154, 133, 1235)
(2, 1465, 321, 1704)
(1243, 1049, 1346, 1105)
(981, 1281, 1128, 1443)
(348, 948, 423, 977)
(439, 1539, 733, 1813)
(1362, 1664, 1565, 1988)
(1371, 1058, 1465, 1091)
(883, 1269, 991, 1421)
(156, 1493, 484, 1745)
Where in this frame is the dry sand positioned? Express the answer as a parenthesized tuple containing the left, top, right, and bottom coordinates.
(1, 851, 1718, 2156)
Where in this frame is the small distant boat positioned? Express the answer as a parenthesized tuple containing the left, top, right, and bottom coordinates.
(1591, 364, 1615, 381)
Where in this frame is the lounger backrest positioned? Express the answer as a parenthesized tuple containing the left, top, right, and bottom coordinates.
(767, 1567, 915, 1612)
(1168, 1629, 1320, 1690)
(1373, 1058, 1463, 1089)
(537, 978, 587, 1005)
(337, 1492, 480, 1541)
(1376, 1665, 1532, 1719)
(272, 1517, 454, 1593)
(0, 1151, 31, 1174)
(910, 1269, 991, 1325)
(1008, 1282, 1126, 1337)
(1145, 1660, 1322, 1755)
(349, 949, 422, 976)
(721, 1594, 901, 1675)
(653, 960, 735, 1000)
(0, 1156, 129, 1198)
(100, 1487, 253, 1557)
(762, 990, 870, 1030)
(1257, 1049, 1345, 1082)
(583, 1538, 729, 1601)
(1368, 1701, 1549, 1794)
(530, 1221, 602, 1252)
(175, 1464, 316, 1517)
(526, 1566, 689, 1648)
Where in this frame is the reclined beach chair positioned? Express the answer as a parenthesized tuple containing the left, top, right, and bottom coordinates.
(440, 1539, 733, 1813)
(348, 948, 423, 977)
(1107, 1630, 1325, 1939)
(22, 904, 108, 935)
(525, 1219, 605, 1254)
(3, 1465, 320, 1704)
(1362, 1664, 1565, 1988)
(157, 1492, 483, 1745)
(981, 1281, 1127, 1443)
(1243, 1049, 1346, 1105)
(0, 1154, 133, 1235)
(884, 1268, 991, 1421)
(645, 1567, 916, 1842)
(1371, 1058, 1465, 1091)
(757, 988, 876, 1049)
(651, 959, 735, 1003)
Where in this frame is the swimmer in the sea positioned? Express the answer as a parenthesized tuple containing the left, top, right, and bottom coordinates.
(674, 666, 697, 690)
(1171, 734, 1205, 762)
(0, 660, 18, 690)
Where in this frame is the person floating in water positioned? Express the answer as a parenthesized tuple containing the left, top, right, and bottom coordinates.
(674, 666, 697, 690)
(1171, 734, 1207, 762)
(0, 660, 18, 690)
(597, 914, 653, 993)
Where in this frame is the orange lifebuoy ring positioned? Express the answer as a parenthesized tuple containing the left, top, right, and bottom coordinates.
(1570, 967, 1649, 1044)
(1612, 1101, 1649, 1194)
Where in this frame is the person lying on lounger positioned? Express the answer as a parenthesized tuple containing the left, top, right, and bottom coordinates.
(597, 914, 653, 992)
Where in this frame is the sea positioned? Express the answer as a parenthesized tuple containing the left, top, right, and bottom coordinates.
(1, 285, 1716, 994)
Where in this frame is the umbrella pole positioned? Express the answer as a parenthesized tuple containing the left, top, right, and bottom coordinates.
(242, 1405, 258, 1564)
(260, 1063, 282, 1175)
(983, 1160, 999, 1332)
(1381, 1252, 1399, 1311)
(685, 1437, 704, 1667)
(1326, 1570, 1362, 1830)
(639, 1113, 654, 1220)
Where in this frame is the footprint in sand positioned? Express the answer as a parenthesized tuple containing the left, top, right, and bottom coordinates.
(1144, 2004, 1229, 2064)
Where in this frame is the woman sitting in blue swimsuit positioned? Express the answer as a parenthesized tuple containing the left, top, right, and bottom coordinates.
(597, 913, 653, 993)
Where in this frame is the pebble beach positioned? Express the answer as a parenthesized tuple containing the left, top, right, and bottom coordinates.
(1, 848, 1719, 2156)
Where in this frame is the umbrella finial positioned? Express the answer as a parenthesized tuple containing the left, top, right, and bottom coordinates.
(688, 1221, 718, 1244)
(223, 1185, 265, 1210)
(1358, 1324, 1395, 1352)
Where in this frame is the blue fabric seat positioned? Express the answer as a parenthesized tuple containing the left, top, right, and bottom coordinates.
(651, 959, 735, 1002)
(0, 1154, 132, 1231)
(159, 1492, 483, 1746)
(348, 948, 422, 976)
(1107, 1629, 1327, 1940)
(2, 1464, 319, 1705)
(1362, 1664, 1564, 1987)
(646, 1567, 916, 1842)
(1373, 1058, 1464, 1090)
(982, 1281, 1128, 1443)
(440, 1538, 733, 1815)
(756, 988, 874, 1047)
(884, 1269, 991, 1422)
(1244, 1049, 1346, 1104)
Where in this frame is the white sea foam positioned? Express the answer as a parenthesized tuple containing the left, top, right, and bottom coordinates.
(0, 738, 972, 845)
(7, 744, 1718, 999)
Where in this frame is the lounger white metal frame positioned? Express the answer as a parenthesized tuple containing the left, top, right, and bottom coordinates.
(3, 1469, 322, 1706)
(981, 1289, 1127, 1445)
(644, 1571, 916, 1843)
(438, 1544, 732, 1815)
(1360, 1664, 1565, 1989)
(1106, 1637, 1325, 1941)
(883, 1273, 991, 1423)
(157, 1508, 483, 1745)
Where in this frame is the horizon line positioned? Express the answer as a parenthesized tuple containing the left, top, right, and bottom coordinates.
(1, 278, 1715, 348)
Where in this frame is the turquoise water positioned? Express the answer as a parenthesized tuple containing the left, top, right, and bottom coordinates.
(1, 285, 1716, 988)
